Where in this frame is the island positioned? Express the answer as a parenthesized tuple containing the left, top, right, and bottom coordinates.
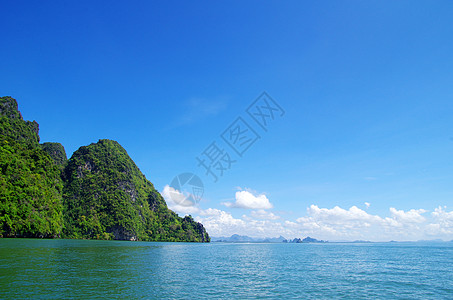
(0, 96, 209, 242)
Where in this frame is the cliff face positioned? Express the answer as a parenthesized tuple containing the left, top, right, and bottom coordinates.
(41, 142, 67, 166)
(0, 97, 40, 145)
(0, 97, 64, 238)
(0, 96, 210, 242)
(63, 139, 209, 242)
(0, 96, 22, 120)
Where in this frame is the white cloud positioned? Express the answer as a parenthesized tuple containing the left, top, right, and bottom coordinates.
(194, 208, 295, 238)
(195, 210, 247, 237)
(300, 205, 382, 223)
(162, 185, 200, 216)
(291, 205, 444, 241)
(426, 206, 453, 236)
(389, 207, 427, 223)
(251, 209, 280, 220)
(431, 206, 453, 224)
(222, 190, 273, 209)
(194, 205, 453, 241)
(162, 185, 197, 207)
(365, 202, 371, 209)
(162, 186, 453, 241)
(199, 208, 223, 217)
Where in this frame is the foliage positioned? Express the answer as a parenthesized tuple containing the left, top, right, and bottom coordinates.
(0, 97, 63, 237)
(63, 139, 209, 242)
(0, 96, 209, 242)
(41, 142, 67, 167)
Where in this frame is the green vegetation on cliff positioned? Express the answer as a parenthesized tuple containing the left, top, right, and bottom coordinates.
(63, 139, 209, 242)
(0, 97, 64, 237)
(41, 142, 67, 167)
(0, 96, 209, 242)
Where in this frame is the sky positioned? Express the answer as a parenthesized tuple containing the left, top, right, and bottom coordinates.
(1, 1, 453, 241)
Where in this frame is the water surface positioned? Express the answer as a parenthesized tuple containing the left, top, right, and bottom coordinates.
(0, 239, 452, 299)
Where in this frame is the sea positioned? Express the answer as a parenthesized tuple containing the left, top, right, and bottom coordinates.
(0, 239, 452, 299)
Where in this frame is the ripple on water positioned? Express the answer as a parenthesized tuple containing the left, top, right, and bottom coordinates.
(0, 240, 452, 299)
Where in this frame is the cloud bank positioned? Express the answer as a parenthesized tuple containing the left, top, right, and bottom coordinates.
(194, 205, 453, 241)
(162, 187, 453, 241)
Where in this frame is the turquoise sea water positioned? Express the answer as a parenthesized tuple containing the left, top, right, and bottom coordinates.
(0, 239, 452, 299)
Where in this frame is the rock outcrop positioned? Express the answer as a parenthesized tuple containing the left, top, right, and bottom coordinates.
(0, 96, 210, 242)
(41, 142, 67, 166)
(63, 139, 209, 242)
(0, 96, 64, 238)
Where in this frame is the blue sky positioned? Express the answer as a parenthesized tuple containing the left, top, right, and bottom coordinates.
(2, 1, 453, 240)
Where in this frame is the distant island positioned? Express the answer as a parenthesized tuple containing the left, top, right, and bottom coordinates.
(212, 234, 326, 243)
(212, 234, 287, 243)
(288, 237, 327, 243)
(0, 96, 209, 242)
(211, 235, 453, 243)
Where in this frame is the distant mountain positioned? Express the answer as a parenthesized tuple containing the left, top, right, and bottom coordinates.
(212, 235, 327, 243)
(263, 236, 287, 243)
(212, 234, 287, 243)
(289, 237, 327, 243)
